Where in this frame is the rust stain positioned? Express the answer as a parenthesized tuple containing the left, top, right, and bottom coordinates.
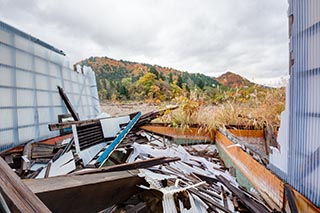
(140, 125, 213, 140)
(290, 186, 320, 213)
(2, 134, 72, 155)
(216, 130, 320, 212)
(228, 129, 264, 137)
(216, 131, 283, 210)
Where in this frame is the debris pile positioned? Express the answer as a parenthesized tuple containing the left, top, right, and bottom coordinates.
(0, 86, 272, 212)
(100, 141, 271, 213)
(1, 123, 272, 212)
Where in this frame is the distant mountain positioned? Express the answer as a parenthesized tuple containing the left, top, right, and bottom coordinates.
(80, 56, 222, 101)
(216, 71, 255, 88)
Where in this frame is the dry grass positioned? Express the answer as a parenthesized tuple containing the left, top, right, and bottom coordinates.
(161, 87, 285, 131)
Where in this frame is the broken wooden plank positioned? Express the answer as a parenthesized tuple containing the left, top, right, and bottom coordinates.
(232, 196, 239, 211)
(284, 183, 298, 213)
(73, 157, 180, 175)
(216, 175, 270, 213)
(48, 119, 100, 131)
(24, 170, 144, 213)
(57, 86, 80, 121)
(188, 188, 232, 213)
(44, 162, 51, 178)
(133, 106, 178, 129)
(0, 156, 50, 212)
(221, 185, 229, 209)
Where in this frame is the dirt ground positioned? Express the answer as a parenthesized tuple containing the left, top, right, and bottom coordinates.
(100, 102, 166, 116)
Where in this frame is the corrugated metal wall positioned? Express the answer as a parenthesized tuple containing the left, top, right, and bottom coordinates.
(287, 0, 320, 207)
(0, 21, 101, 151)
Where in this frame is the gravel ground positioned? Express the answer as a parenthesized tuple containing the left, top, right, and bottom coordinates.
(100, 102, 165, 116)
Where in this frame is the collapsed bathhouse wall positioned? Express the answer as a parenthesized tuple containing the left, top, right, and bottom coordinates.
(0, 21, 101, 151)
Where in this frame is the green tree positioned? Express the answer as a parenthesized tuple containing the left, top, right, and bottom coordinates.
(167, 73, 173, 84)
(177, 75, 183, 88)
(148, 66, 159, 79)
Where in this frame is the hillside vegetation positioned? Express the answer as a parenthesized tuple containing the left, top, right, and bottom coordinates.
(80, 56, 285, 130)
(81, 56, 223, 102)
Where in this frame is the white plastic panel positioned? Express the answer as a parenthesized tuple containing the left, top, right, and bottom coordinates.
(0, 66, 13, 86)
(17, 108, 35, 126)
(0, 21, 101, 151)
(17, 89, 34, 106)
(15, 35, 32, 52)
(34, 43, 49, 58)
(37, 91, 51, 106)
(49, 62, 61, 77)
(16, 51, 32, 70)
(0, 88, 14, 106)
(50, 77, 63, 91)
(51, 92, 62, 106)
(64, 80, 73, 93)
(38, 107, 52, 124)
(62, 68, 71, 80)
(72, 82, 80, 92)
(0, 109, 14, 129)
(0, 28, 11, 44)
(18, 126, 36, 142)
(0, 44, 12, 66)
(53, 107, 65, 120)
(34, 57, 48, 74)
(16, 70, 34, 88)
(36, 75, 50, 90)
(0, 130, 15, 147)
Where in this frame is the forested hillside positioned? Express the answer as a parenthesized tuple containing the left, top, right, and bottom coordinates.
(80, 56, 223, 101)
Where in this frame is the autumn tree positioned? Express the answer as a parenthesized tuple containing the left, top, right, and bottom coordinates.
(135, 72, 157, 99)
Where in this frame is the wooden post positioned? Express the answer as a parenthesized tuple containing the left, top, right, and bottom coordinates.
(57, 86, 80, 121)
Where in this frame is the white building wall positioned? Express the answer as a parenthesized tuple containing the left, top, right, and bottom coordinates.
(0, 21, 100, 151)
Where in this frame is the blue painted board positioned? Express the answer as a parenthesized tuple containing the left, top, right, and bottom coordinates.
(96, 112, 141, 167)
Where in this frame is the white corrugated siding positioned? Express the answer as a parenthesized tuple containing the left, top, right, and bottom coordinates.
(287, 0, 320, 207)
(0, 21, 101, 151)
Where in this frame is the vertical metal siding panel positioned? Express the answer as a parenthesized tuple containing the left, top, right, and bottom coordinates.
(287, 0, 320, 206)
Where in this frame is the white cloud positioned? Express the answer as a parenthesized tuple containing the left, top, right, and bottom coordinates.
(0, 0, 289, 85)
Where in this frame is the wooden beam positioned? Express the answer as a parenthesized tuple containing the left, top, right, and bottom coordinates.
(188, 188, 232, 213)
(48, 107, 178, 132)
(72, 157, 180, 175)
(57, 86, 80, 121)
(284, 184, 298, 213)
(216, 175, 270, 213)
(48, 119, 100, 131)
(0, 157, 50, 212)
(24, 170, 145, 213)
